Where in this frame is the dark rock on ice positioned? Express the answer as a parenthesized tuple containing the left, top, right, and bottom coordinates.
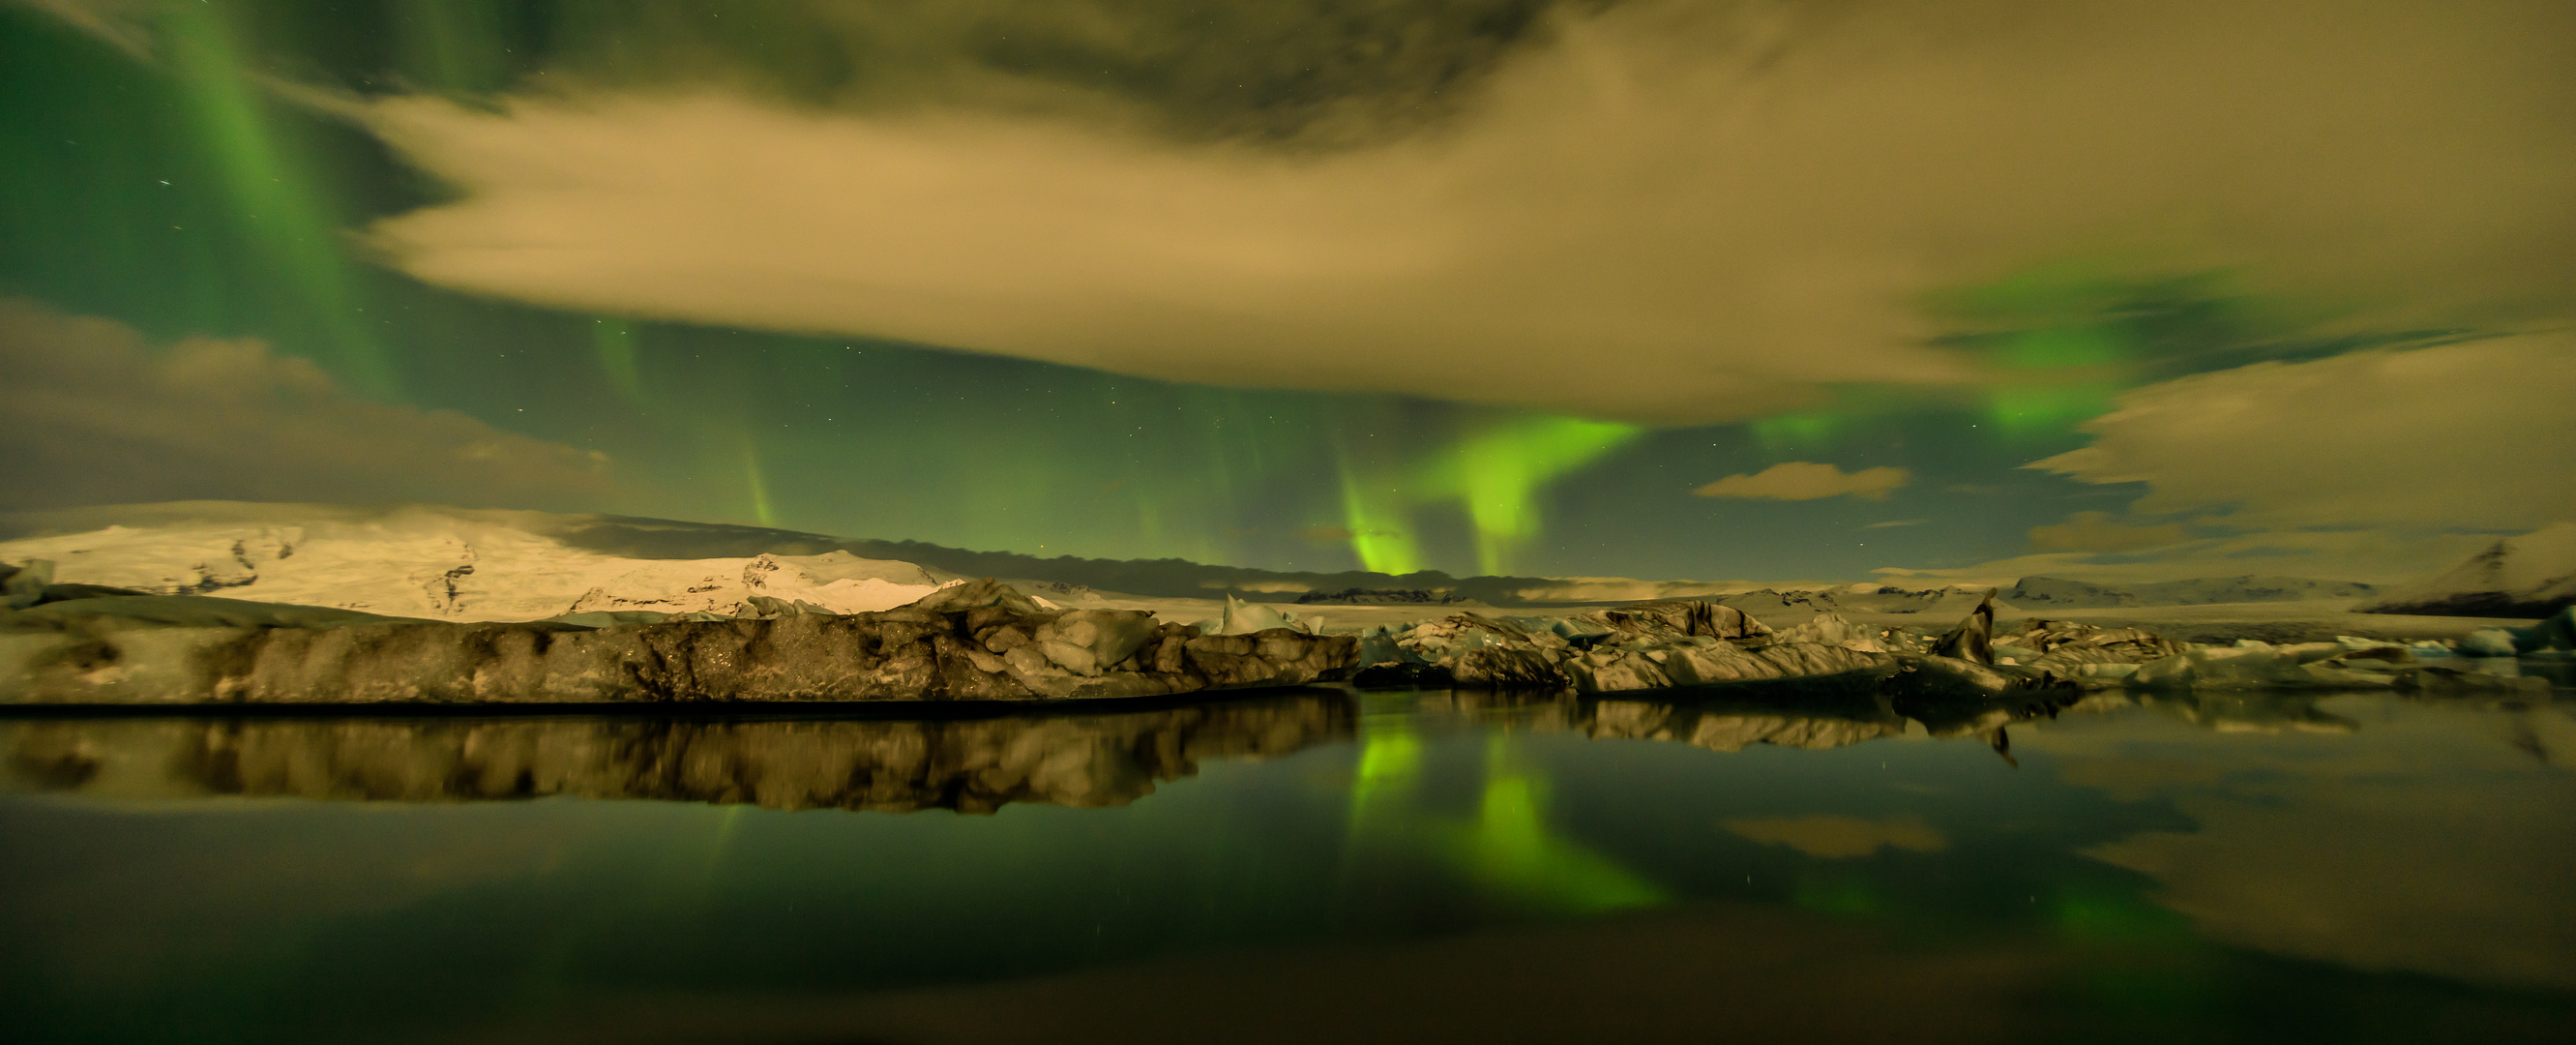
(1713, 585, 1996, 616)
(0, 578, 1356, 705)
(1589, 598, 1775, 642)
(1, 559, 47, 611)
(6, 558, 199, 612)
(1929, 588, 1998, 663)
(2509, 606, 2576, 652)
(1712, 587, 1858, 617)
(1350, 595, 2078, 718)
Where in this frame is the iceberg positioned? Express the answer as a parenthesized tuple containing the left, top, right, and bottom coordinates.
(0, 579, 1356, 705)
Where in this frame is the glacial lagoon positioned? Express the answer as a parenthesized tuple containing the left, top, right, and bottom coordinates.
(4, 681, 2570, 1044)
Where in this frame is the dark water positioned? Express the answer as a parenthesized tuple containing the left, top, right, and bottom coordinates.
(3, 683, 2571, 1044)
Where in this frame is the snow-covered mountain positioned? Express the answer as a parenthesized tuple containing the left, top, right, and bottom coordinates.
(2357, 522, 2576, 618)
(2005, 575, 2378, 611)
(0, 502, 957, 622)
(0, 500, 2423, 625)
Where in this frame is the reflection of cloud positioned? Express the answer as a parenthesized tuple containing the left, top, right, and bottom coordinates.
(2027, 511, 2186, 553)
(0, 299, 617, 512)
(1724, 815, 1947, 858)
(2025, 696, 2576, 990)
(1863, 519, 1929, 529)
(351, 2, 2576, 423)
(1696, 463, 1910, 502)
(2030, 336, 2576, 530)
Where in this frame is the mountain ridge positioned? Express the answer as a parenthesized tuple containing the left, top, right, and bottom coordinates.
(2357, 522, 2576, 618)
(4, 501, 2393, 614)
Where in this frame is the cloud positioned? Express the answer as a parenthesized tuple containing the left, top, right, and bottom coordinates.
(2026, 511, 2186, 553)
(0, 298, 617, 513)
(2029, 335, 2576, 530)
(1695, 462, 1909, 502)
(16, 0, 156, 59)
(1874, 334, 2576, 584)
(1724, 815, 1948, 859)
(340, 0, 2576, 423)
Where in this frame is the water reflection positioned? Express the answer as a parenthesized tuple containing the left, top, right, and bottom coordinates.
(0, 687, 2495, 815)
(1408, 685, 2389, 761)
(1345, 713, 1668, 915)
(0, 696, 1352, 813)
(0, 685, 2020, 817)
(2122, 691, 2360, 733)
(2024, 693, 2576, 992)
(0, 688, 2569, 1043)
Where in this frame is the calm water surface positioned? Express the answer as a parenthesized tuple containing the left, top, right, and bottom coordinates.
(3, 683, 2570, 1044)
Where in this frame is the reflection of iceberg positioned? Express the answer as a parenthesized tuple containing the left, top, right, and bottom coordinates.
(0, 695, 1350, 814)
(2136, 691, 2359, 734)
(1585, 699, 1907, 753)
(1406, 684, 2045, 758)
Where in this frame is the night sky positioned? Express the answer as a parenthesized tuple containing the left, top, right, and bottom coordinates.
(3, 0, 2570, 585)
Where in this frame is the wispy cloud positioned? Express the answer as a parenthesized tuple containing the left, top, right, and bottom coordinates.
(1696, 463, 1909, 502)
(2027, 511, 2187, 553)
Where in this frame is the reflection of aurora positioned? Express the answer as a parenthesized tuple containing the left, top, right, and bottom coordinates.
(8, 691, 2560, 1042)
(1346, 714, 1666, 913)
